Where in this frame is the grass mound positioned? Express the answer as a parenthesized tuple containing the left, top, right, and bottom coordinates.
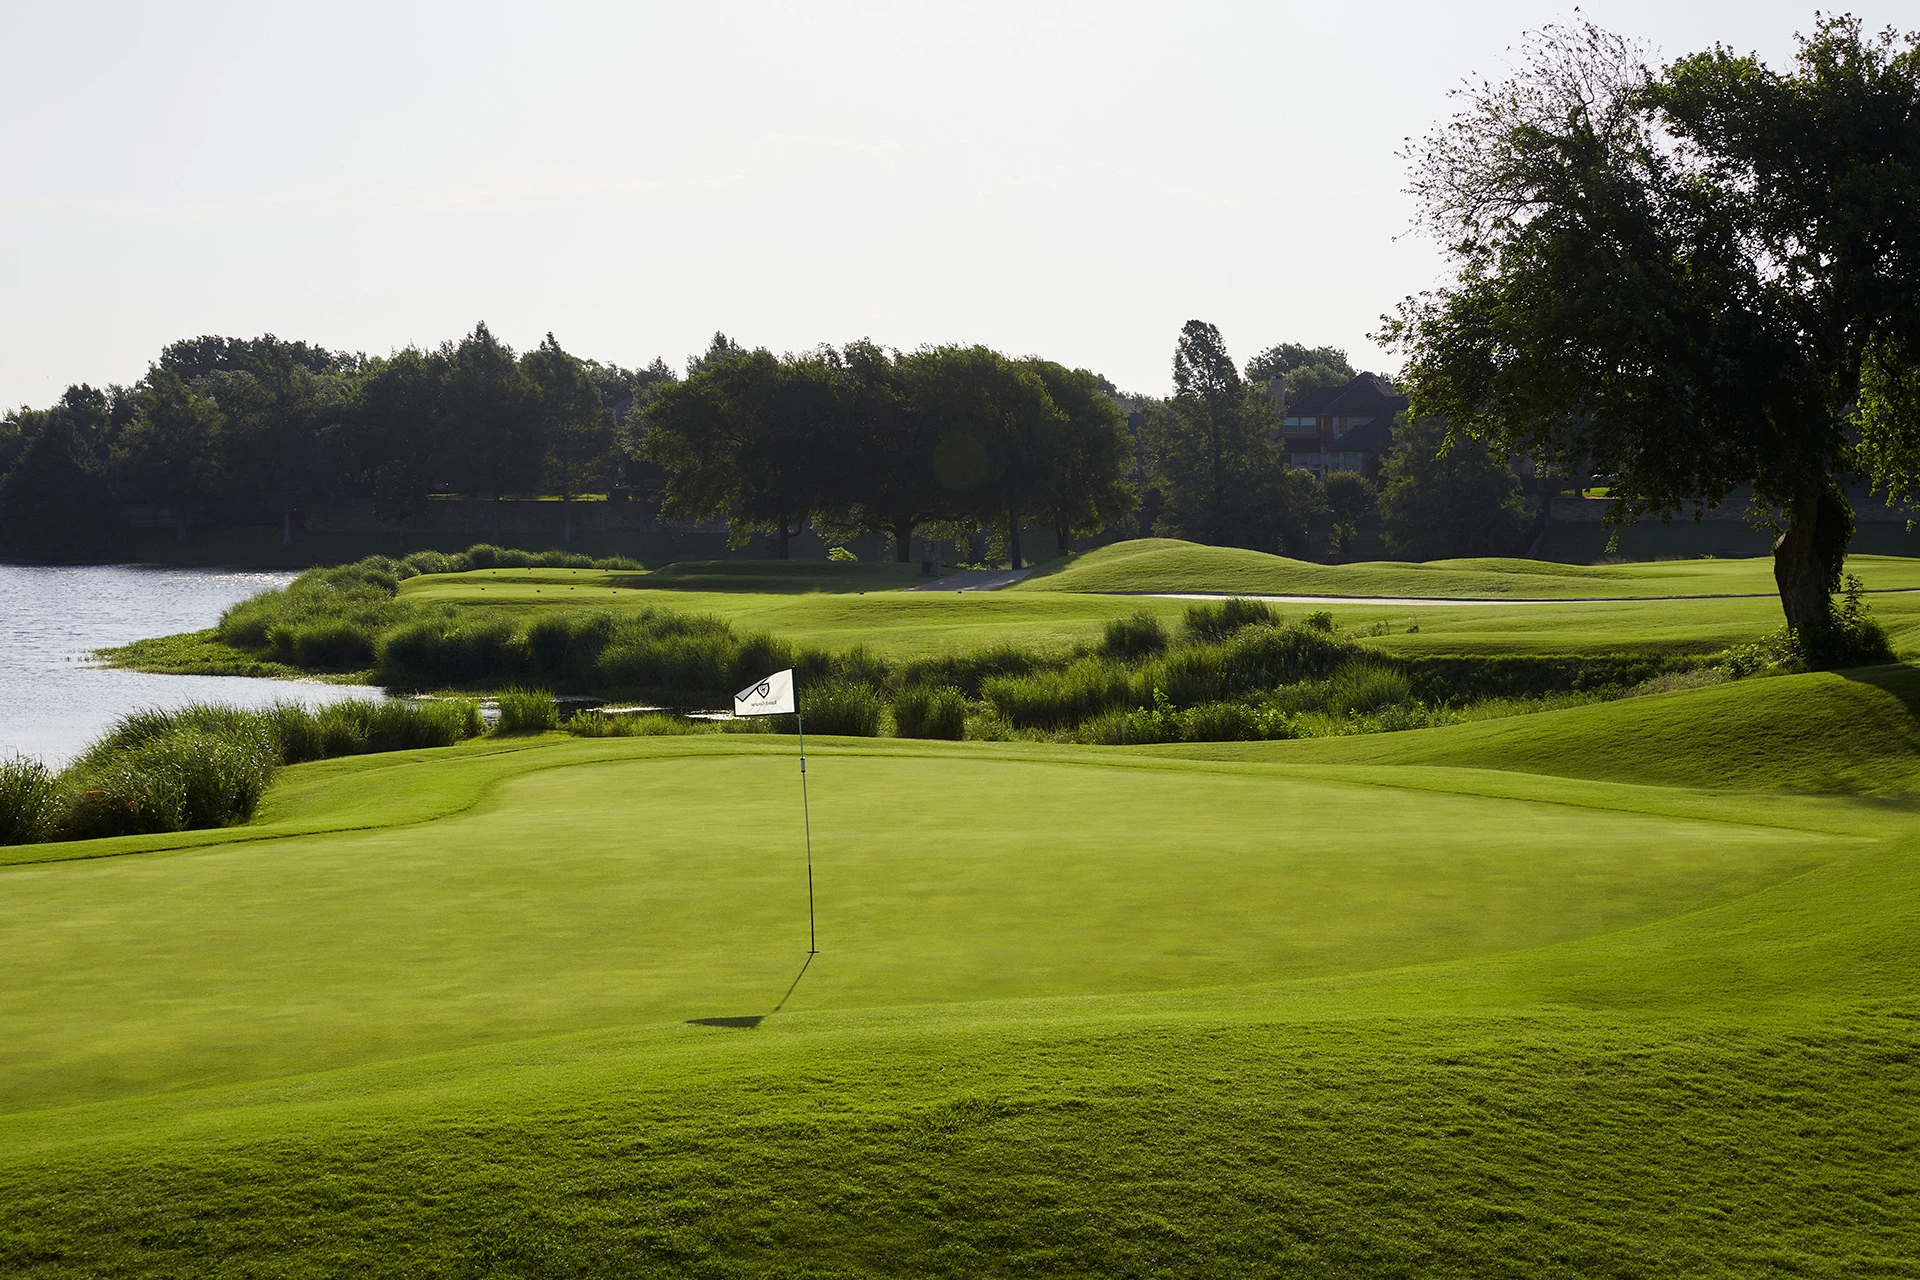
(1175, 662, 1920, 795)
(1021, 537, 1920, 600)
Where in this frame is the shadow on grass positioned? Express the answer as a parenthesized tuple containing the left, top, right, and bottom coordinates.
(1836, 661, 1920, 721)
(686, 953, 814, 1031)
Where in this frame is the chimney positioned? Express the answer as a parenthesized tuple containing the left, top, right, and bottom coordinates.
(1268, 373, 1286, 416)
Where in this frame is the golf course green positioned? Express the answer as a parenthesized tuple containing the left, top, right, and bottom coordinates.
(4, 650, 1919, 1274)
(9, 542, 1920, 1275)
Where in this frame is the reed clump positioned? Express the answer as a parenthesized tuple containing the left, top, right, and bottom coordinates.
(495, 688, 560, 734)
(0, 699, 485, 848)
(892, 685, 968, 740)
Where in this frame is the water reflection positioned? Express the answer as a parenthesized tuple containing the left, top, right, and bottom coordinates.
(0, 565, 383, 766)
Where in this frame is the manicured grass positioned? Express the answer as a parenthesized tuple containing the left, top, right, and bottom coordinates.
(1018, 536, 1920, 598)
(389, 543, 1920, 660)
(2, 669, 1918, 1273)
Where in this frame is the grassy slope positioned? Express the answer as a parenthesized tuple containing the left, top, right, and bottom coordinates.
(3, 670, 1919, 1275)
(1018, 536, 1920, 598)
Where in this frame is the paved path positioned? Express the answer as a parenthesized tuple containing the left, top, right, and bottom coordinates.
(907, 568, 1037, 592)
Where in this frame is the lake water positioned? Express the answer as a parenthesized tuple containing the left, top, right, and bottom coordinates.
(0, 565, 384, 766)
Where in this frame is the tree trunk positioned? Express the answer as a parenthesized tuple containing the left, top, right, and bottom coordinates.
(1771, 486, 1851, 634)
(282, 505, 293, 547)
(1006, 510, 1022, 570)
(1055, 526, 1070, 557)
(893, 516, 914, 563)
(776, 521, 791, 560)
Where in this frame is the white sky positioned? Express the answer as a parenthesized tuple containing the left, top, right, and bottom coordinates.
(0, 0, 1844, 407)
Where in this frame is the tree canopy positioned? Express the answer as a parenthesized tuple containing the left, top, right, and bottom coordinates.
(1385, 16, 1920, 647)
(1142, 321, 1323, 555)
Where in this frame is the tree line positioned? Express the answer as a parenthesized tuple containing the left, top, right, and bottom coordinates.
(10, 318, 1478, 565)
(0, 325, 666, 559)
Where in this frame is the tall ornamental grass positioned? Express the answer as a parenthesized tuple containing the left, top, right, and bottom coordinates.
(0, 699, 485, 847)
(0, 756, 62, 845)
(892, 685, 968, 740)
(496, 688, 560, 734)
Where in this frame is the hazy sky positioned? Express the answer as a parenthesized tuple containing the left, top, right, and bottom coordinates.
(0, 1, 1857, 407)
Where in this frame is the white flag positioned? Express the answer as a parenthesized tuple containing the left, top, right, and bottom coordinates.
(733, 668, 796, 717)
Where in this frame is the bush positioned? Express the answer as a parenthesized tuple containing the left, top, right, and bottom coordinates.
(893, 685, 968, 740)
(268, 618, 379, 670)
(496, 687, 559, 734)
(279, 698, 483, 759)
(61, 724, 279, 839)
(1183, 597, 1280, 643)
(568, 711, 696, 738)
(828, 546, 858, 563)
(984, 658, 1133, 730)
(797, 680, 884, 736)
(0, 756, 61, 845)
(1326, 662, 1413, 715)
(1099, 610, 1170, 660)
(1081, 697, 1297, 745)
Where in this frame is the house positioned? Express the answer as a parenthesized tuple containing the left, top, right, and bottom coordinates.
(1274, 372, 1405, 476)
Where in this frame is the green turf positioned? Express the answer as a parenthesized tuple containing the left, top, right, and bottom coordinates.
(384, 542, 1920, 662)
(3, 669, 1918, 1274)
(1018, 536, 1920, 598)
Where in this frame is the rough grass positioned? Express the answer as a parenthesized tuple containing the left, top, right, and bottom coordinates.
(0, 670, 1916, 1272)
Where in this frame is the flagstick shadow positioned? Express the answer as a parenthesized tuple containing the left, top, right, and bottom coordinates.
(687, 953, 815, 1031)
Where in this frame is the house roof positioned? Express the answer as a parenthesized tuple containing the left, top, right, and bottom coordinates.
(1283, 371, 1406, 422)
(1330, 416, 1396, 454)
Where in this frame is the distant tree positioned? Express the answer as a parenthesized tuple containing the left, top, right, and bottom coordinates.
(110, 372, 226, 537)
(1145, 321, 1321, 553)
(1244, 342, 1356, 406)
(1377, 417, 1532, 560)
(1385, 16, 1920, 642)
(439, 323, 540, 521)
(820, 341, 938, 562)
(373, 456, 432, 554)
(1021, 358, 1137, 556)
(686, 331, 746, 376)
(354, 346, 446, 495)
(524, 333, 615, 543)
(895, 346, 1062, 569)
(640, 346, 842, 558)
(1323, 471, 1378, 558)
(0, 387, 117, 562)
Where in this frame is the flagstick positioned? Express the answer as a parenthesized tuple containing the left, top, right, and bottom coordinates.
(797, 711, 817, 954)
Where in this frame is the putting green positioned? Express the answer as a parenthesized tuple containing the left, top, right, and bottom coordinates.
(0, 740, 1849, 1113)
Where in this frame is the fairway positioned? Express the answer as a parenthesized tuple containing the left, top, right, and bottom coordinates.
(387, 544, 1920, 659)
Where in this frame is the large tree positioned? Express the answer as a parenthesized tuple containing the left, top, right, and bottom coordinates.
(639, 346, 843, 559)
(1244, 342, 1355, 405)
(1386, 17, 1920, 645)
(820, 340, 938, 563)
(1144, 321, 1321, 554)
(110, 372, 226, 536)
(1021, 358, 1137, 556)
(1377, 417, 1533, 560)
(439, 322, 541, 513)
(523, 333, 615, 543)
(897, 345, 1062, 569)
(0, 386, 118, 562)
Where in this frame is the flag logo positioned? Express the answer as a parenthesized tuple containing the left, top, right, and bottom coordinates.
(734, 669, 796, 717)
